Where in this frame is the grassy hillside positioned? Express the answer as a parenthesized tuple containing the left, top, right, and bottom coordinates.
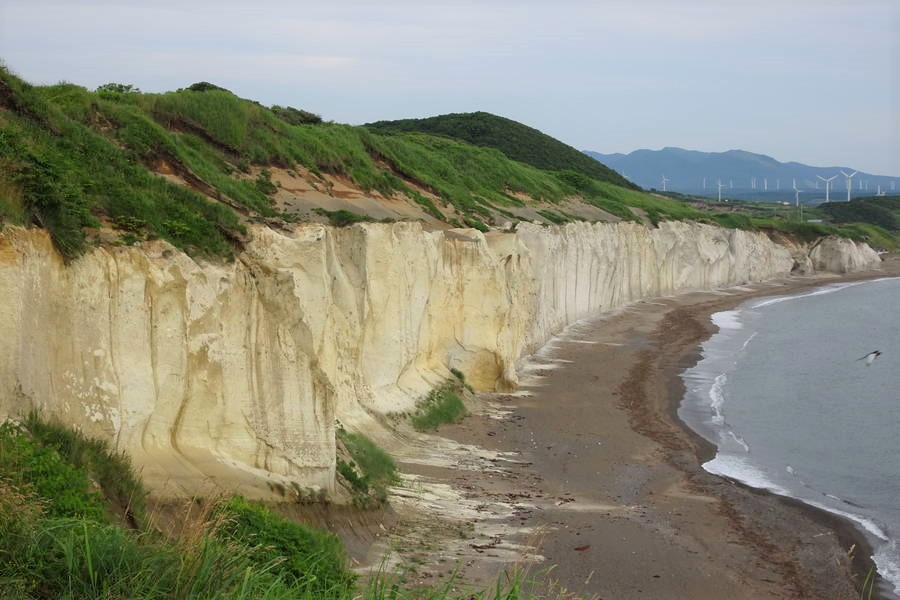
(0, 70, 246, 259)
(820, 196, 900, 232)
(0, 67, 629, 257)
(817, 196, 900, 250)
(366, 111, 637, 189)
(0, 65, 892, 260)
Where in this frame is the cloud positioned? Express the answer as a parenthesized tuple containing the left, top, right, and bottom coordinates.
(0, 0, 896, 173)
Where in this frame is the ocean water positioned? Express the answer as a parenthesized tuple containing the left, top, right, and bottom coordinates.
(679, 277, 900, 596)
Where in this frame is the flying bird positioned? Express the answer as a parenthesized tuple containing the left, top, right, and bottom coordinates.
(856, 350, 882, 366)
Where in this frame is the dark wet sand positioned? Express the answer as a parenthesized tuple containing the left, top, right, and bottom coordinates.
(417, 255, 900, 599)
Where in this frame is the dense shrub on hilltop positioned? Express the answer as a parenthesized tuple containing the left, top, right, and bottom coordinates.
(366, 111, 637, 189)
(820, 196, 900, 232)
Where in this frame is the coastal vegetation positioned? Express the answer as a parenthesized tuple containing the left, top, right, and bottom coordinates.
(2, 65, 891, 263)
(0, 413, 547, 599)
(365, 111, 635, 188)
(410, 380, 469, 431)
(335, 428, 398, 507)
(819, 195, 900, 240)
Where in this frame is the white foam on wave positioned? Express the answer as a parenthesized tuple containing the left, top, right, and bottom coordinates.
(803, 504, 900, 595)
(711, 310, 742, 330)
(874, 541, 900, 596)
(706, 455, 889, 542)
(805, 499, 890, 541)
(750, 277, 899, 310)
(703, 454, 790, 495)
(708, 373, 727, 425)
(739, 331, 757, 352)
(707, 452, 900, 594)
(727, 431, 749, 452)
(688, 277, 900, 597)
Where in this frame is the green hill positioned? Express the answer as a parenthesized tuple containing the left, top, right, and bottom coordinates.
(0, 66, 888, 260)
(820, 196, 900, 232)
(365, 112, 636, 189)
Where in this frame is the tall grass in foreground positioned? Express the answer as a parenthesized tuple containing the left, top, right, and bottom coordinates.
(859, 567, 876, 600)
(0, 412, 581, 599)
(22, 411, 148, 527)
(0, 497, 553, 599)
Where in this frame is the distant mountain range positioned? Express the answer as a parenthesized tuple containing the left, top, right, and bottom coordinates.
(584, 147, 898, 203)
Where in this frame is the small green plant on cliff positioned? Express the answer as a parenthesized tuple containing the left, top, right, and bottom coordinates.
(255, 167, 278, 195)
(410, 381, 468, 431)
(335, 428, 398, 507)
(463, 215, 490, 232)
(314, 207, 374, 227)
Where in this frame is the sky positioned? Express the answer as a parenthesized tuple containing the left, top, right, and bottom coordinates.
(1, 0, 898, 175)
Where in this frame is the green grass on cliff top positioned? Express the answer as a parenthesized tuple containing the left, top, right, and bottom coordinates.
(0, 65, 891, 260)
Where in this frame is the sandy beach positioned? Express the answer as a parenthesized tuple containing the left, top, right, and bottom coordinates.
(379, 254, 900, 599)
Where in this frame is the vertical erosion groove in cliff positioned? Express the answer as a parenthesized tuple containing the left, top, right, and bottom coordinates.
(0, 222, 879, 498)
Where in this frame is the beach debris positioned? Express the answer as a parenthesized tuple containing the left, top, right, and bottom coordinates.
(471, 536, 502, 552)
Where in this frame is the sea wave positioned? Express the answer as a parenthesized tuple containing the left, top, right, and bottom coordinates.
(751, 277, 899, 309)
(709, 373, 727, 425)
(703, 454, 789, 495)
(684, 277, 900, 597)
(711, 310, 742, 330)
(705, 453, 900, 594)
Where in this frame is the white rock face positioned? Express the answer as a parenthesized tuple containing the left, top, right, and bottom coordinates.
(0, 222, 877, 498)
(809, 235, 882, 273)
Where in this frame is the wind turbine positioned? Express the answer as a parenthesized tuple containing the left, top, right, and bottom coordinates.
(891, 181, 896, 192)
(661, 174, 670, 192)
(793, 183, 804, 221)
(841, 170, 858, 201)
(816, 174, 838, 203)
(717, 180, 726, 202)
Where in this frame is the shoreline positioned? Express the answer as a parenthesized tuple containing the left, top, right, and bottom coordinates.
(669, 281, 899, 600)
(617, 262, 900, 598)
(383, 255, 900, 599)
(650, 279, 893, 599)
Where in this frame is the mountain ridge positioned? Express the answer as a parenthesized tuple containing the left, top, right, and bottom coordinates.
(584, 147, 898, 201)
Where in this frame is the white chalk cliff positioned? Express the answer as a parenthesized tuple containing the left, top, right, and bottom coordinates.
(0, 222, 880, 499)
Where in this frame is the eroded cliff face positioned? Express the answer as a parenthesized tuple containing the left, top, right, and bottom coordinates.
(809, 236, 882, 273)
(0, 222, 879, 499)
